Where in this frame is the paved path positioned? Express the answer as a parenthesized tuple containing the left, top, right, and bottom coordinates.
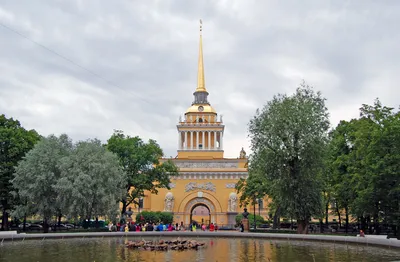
(1, 231, 399, 248)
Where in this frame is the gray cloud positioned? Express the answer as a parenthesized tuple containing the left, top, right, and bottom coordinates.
(0, 0, 399, 158)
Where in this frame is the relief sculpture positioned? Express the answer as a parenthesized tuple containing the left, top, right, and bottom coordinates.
(185, 182, 216, 192)
(175, 161, 238, 168)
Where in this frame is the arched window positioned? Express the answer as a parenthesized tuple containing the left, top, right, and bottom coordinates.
(198, 118, 203, 123)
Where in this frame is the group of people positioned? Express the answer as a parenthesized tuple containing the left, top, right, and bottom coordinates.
(189, 222, 218, 232)
(108, 221, 218, 232)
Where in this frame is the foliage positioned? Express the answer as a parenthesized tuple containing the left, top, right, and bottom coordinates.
(327, 99, 400, 234)
(236, 173, 268, 207)
(157, 211, 174, 225)
(0, 114, 40, 229)
(106, 130, 179, 214)
(135, 211, 173, 224)
(13, 136, 127, 232)
(56, 139, 126, 222)
(247, 82, 330, 233)
(326, 120, 357, 230)
(12, 134, 72, 231)
(235, 213, 266, 227)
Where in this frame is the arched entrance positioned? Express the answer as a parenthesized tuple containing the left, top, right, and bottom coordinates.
(182, 195, 218, 225)
(190, 203, 211, 225)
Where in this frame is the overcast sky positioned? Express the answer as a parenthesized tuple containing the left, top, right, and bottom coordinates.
(0, 1, 399, 158)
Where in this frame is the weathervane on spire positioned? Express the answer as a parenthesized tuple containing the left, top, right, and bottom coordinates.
(200, 19, 202, 34)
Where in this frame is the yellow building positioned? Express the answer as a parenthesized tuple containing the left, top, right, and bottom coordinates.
(139, 22, 258, 226)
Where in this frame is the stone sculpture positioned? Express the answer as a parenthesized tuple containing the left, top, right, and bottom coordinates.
(164, 192, 174, 212)
(228, 192, 238, 212)
(239, 147, 247, 158)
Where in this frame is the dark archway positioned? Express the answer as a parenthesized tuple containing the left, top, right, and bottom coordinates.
(190, 203, 211, 225)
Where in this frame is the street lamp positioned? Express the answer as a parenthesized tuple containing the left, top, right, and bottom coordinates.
(257, 198, 262, 216)
(253, 198, 256, 230)
(138, 197, 144, 213)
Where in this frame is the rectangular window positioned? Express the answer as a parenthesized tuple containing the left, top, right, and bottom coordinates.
(199, 144, 203, 149)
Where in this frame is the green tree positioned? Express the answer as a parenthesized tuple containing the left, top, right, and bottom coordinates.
(349, 100, 400, 234)
(107, 130, 179, 216)
(248, 82, 330, 234)
(235, 174, 271, 227)
(327, 99, 400, 236)
(56, 139, 126, 226)
(236, 174, 267, 207)
(0, 115, 40, 230)
(327, 120, 357, 233)
(12, 134, 72, 232)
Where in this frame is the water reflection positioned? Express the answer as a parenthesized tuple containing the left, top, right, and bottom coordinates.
(0, 237, 399, 262)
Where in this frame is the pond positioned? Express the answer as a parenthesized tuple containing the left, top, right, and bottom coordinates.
(1, 236, 400, 262)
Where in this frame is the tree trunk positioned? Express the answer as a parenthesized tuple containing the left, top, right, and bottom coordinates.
(374, 215, 380, 235)
(335, 202, 341, 228)
(344, 206, 349, 234)
(297, 219, 309, 234)
(360, 216, 366, 232)
(374, 202, 380, 235)
(319, 218, 324, 233)
(121, 199, 127, 217)
(325, 201, 329, 225)
(23, 214, 27, 232)
(272, 206, 281, 229)
(397, 202, 400, 239)
(1, 203, 9, 231)
(43, 218, 49, 233)
(58, 214, 62, 226)
(95, 217, 99, 228)
(367, 216, 372, 234)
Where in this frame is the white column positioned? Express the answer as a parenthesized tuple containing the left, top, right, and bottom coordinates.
(208, 115, 211, 123)
(202, 131, 204, 149)
(208, 131, 211, 149)
(196, 131, 199, 149)
(178, 131, 182, 149)
(190, 131, 193, 149)
(214, 131, 217, 149)
(185, 131, 188, 149)
(220, 131, 223, 149)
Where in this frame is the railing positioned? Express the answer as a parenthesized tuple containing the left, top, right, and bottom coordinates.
(178, 121, 223, 126)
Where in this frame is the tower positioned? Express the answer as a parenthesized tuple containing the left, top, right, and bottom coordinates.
(177, 20, 224, 159)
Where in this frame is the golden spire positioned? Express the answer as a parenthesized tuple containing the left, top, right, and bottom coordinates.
(196, 19, 206, 92)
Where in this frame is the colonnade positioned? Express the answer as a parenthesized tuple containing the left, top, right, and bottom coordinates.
(179, 114, 222, 123)
(178, 130, 223, 150)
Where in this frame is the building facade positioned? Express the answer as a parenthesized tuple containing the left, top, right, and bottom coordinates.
(138, 23, 256, 226)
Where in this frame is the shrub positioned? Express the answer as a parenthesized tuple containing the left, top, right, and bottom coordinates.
(235, 213, 266, 227)
(251, 229, 296, 234)
(157, 212, 173, 224)
(135, 211, 173, 224)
